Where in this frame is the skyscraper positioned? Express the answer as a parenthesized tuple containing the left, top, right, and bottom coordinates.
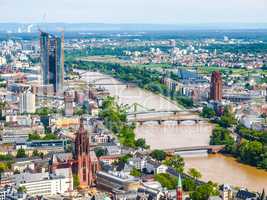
(40, 31, 64, 94)
(210, 71, 223, 101)
(19, 91, 36, 114)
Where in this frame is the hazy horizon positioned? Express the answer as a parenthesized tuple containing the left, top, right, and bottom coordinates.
(0, 0, 266, 24)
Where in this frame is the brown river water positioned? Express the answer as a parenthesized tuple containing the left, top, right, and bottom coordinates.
(81, 71, 267, 192)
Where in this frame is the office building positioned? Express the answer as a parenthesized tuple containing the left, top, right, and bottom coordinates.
(13, 168, 72, 197)
(64, 91, 74, 116)
(40, 31, 64, 94)
(210, 71, 223, 101)
(96, 171, 140, 192)
(19, 91, 36, 114)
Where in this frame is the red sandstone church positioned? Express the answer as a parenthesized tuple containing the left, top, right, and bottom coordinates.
(74, 118, 99, 188)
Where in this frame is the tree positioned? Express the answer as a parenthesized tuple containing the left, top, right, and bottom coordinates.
(238, 140, 263, 166)
(17, 186, 27, 193)
(201, 106, 216, 118)
(74, 107, 85, 116)
(35, 107, 56, 117)
(32, 150, 40, 157)
(0, 154, 13, 161)
(130, 167, 142, 177)
(183, 178, 196, 192)
(154, 173, 177, 190)
(210, 126, 235, 153)
(73, 175, 80, 189)
(245, 83, 253, 90)
(151, 150, 166, 161)
(118, 154, 132, 164)
(0, 162, 8, 172)
(176, 96, 194, 108)
(28, 133, 41, 141)
(135, 138, 148, 149)
(218, 107, 236, 128)
(188, 168, 202, 180)
(16, 149, 27, 158)
(163, 155, 184, 173)
(94, 148, 106, 158)
(43, 133, 58, 140)
(190, 182, 219, 200)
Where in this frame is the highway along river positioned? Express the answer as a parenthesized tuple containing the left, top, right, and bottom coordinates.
(81, 70, 267, 192)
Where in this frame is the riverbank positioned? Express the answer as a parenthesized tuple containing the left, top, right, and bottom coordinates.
(184, 154, 267, 192)
(77, 66, 267, 192)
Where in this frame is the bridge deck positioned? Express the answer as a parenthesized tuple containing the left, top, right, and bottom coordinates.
(128, 113, 202, 122)
(164, 145, 225, 152)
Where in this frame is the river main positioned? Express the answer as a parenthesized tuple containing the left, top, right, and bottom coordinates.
(81, 70, 267, 192)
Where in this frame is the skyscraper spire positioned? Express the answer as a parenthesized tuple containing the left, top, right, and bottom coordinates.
(176, 174, 183, 200)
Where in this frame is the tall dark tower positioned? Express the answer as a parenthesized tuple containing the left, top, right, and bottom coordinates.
(74, 118, 92, 188)
(40, 31, 64, 94)
(210, 71, 222, 101)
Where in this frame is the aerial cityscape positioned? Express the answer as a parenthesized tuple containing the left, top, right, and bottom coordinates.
(0, 0, 267, 200)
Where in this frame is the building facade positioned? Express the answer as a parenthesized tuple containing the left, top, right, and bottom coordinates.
(210, 71, 223, 101)
(40, 31, 64, 94)
(13, 169, 72, 197)
(64, 91, 74, 116)
(19, 91, 36, 114)
(74, 118, 99, 188)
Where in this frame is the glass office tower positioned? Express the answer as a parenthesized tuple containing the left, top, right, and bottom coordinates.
(40, 31, 64, 94)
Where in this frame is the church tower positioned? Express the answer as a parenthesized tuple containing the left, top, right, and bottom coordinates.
(75, 118, 92, 188)
(176, 174, 183, 200)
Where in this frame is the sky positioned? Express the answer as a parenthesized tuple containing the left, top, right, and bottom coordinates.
(0, 0, 266, 24)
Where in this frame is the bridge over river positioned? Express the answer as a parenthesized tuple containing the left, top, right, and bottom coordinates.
(127, 110, 204, 125)
(79, 70, 267, 192)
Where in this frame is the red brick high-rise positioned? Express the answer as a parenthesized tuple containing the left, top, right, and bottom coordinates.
(210, 71, 223, 101)
(75, 118, 99, 188)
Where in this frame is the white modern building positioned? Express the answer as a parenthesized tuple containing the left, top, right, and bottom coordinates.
(13, 168, 72, 197)
(19, 91, 36, 114)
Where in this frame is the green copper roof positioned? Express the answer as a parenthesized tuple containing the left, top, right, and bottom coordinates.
(177, 174, 182, 188)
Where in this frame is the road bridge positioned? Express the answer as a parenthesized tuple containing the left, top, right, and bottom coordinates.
(165, 145, 225, 154)
(128, 112, 203, 125)
(144, 145, 225, 155)
(127, 110, 187, 116)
